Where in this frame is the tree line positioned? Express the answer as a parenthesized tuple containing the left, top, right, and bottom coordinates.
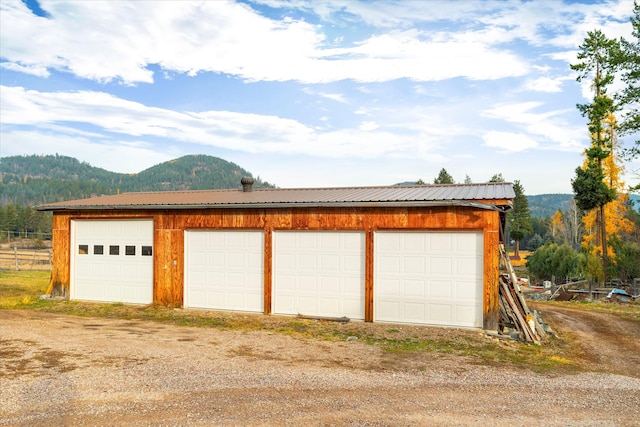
(0, 204, 52, 244)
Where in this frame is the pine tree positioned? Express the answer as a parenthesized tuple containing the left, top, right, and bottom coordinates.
(433, 168, 455, 184)
(618, 1, 640, 164)
(508, 180, 532, 258)
(570, 30, 619, 283)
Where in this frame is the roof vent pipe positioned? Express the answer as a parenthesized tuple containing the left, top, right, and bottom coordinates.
(241, 177, 254, 192)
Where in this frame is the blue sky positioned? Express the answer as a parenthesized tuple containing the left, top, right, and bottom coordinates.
(0, 0, 637, 194)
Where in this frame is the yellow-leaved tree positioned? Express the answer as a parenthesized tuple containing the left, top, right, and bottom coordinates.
(582, 114, 635, 260)
(551, 210, 565, 242)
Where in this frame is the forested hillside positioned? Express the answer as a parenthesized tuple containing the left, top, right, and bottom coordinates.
(526, 194, 573, 217)
(0, 154, 274, 206)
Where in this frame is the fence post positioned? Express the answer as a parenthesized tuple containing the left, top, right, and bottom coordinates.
(14, 246, 19, 271)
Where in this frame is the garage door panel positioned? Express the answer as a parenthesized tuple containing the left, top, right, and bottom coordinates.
(321, 233, 340, 248)
(404, 303, 426, 321)
(299, 234, 318, 248)
(430, 280, 453, 298)
(275, 253, 295, 269)
(456, 280, 478, 299)
(321, 254, 340, 270)
(431, 257, 453, 275)
(430, 303, 453, 323)
(456, 257, 480, 276)
(273, 231, 365, 320)
(403, 234, 427, 252)
(375, 232, 483, 328)
(72, 220, 153, 305)
(278, 275, 296, 290)
(343, 255, 363, 272)
(430, 233, 453, 251)
(405, 257, 426, 274)
(319, 298, 339, 313)
(298, 296, 318, 313)
(320, 276, 340, 292)
(342, 276, 363, 294)
(208, 253, 226, 267)
(378, 256, 400, 272)
(457, 304, 478, 322)
(184, 231, 263, 312)
(227, 252, 245, 267)
(405, 279, 427, 297)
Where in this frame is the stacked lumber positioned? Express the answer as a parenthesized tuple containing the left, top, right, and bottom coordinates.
(498, 244, 545, 344)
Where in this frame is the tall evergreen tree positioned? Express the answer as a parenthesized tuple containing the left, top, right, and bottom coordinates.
(570, 29, 619, 283)
(618, 1, 640, 165)
(433, 168, 455, 184)
(508, 180, 532, 258)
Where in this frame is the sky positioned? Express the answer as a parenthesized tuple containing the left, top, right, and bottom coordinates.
(0, 0, 638, 195)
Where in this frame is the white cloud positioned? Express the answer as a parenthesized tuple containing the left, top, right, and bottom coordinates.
(0, 62, 50, 78)
(482, 102, 583, 151)
(482, 131, 538, 152)
(358, 121, 379, 131)
(0, 0, 531, 84)
(522, 76, 565, 93)
(303, 88, 347, 103)
(318, 92, 348, 103)
(0, 85, 446, 161)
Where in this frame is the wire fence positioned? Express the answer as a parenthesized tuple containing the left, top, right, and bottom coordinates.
(0, 230, 53, 243)
(0, 248, 52, 271)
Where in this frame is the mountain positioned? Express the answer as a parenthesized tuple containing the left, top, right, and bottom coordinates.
(527, 193, 640, 217)
(0, 154, 274, 206)
(526, 194, 574, 217)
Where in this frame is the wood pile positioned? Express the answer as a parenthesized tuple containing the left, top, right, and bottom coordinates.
(498, 244, 545, 344)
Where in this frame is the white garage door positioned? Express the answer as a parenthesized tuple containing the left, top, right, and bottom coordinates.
(71, 220, 153, 304)
(374, 232, 483, 327)
(273, 231, 365, 320)
(184, 231, 264, 312)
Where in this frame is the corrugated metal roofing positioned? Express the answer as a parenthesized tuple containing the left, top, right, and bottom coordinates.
(37, 182, 515, 211)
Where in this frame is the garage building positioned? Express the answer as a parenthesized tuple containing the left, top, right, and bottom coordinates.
(38, 180, 514, 330)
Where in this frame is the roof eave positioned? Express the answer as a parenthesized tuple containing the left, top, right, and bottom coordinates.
(38, 199, 512, 212)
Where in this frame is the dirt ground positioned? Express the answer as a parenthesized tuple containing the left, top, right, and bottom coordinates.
(531, 303, 640, 378)
(1, 306, 639, 426)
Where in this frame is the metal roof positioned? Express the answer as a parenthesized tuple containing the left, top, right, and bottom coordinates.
(37, 182, 515, 211)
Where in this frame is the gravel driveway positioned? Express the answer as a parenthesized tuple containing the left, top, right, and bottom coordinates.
(1, 309, 639, 426)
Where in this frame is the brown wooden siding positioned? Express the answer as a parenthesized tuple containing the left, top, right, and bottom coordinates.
(48, 214, 71, 297)
(49, 205, 504, 328)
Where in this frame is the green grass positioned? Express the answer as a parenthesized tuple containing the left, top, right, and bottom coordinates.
(0, 270, 50, 308)
(1, 270, 637, 374)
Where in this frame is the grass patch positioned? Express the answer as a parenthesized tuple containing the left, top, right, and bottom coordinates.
(0, 270, 50, 308)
